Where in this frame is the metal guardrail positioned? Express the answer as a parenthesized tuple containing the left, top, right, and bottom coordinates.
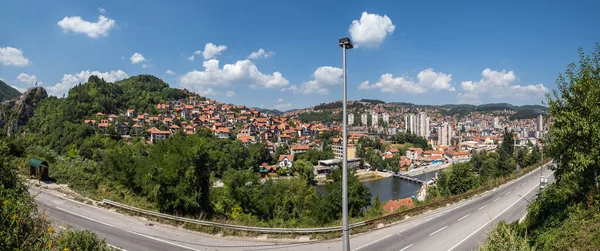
(103, 199, 366, 233)
(103, 161, 550, 234)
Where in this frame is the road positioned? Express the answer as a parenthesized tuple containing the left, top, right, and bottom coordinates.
(32, 163, 552, 251)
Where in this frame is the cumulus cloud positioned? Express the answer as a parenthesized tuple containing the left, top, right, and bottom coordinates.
(166, 69, 175, 75)
(48, 70, 127, 97)
(0, 47, 30, 67)
(57, 15, 116, 38)
(130, 53, 145, 64)
(179, 59, 289, 92)
(248, 49, 275, 59)
(349, 12, 395, 48)
(457, 68, 548, 104)
(225, 90, 236, 97)
(199, 43, 227, 60)
(284, 66, 343, 95)
(16, 73, 41, 85)
(360, 68, 454, 93)
(98, 8, 106, 14)
(188, 55, 195, 61)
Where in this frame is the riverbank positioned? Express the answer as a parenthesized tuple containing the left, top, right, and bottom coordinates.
(355, 169, 394, 182)
(403, 159, 471, 177)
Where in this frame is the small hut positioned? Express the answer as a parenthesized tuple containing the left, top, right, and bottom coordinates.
(29, 158, 49, 181)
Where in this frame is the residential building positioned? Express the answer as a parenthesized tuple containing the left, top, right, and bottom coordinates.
(278, 155, 294, 169)
(332, 144, 357, 160)
(406, 147, 423, 160)
(348, 113, 354, 125)
(361, 113, 368, 126)
(537, 114, 543, 132)
(382, 113, 389, 124)
(493, 117, 499, 129)
(405, 112, 429, 138)
(147, 127, 171, 143)
(372, 113, 379, 126)
(291, 144, 309, 156)
(437, 122, 452, 146)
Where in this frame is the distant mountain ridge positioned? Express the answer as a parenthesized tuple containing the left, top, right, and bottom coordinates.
(0, 79, 21, 102)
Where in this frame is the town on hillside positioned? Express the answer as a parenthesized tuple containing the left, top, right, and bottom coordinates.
(81, 90, 548, 182)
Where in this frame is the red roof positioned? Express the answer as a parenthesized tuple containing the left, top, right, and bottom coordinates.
(291, 145, 309, 151)
(146, 127, 171, 134)
(278, 154, 294, 162)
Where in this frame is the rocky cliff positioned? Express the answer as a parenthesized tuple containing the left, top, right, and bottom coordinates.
(0, 87, 47, 137)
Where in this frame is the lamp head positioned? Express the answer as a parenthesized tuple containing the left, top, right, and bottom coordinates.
(339, 37, 353, 49)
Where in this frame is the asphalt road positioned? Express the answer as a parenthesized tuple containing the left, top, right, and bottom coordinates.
(32, 163, 553, 251)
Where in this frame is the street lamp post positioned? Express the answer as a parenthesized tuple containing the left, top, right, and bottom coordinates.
(339, 37, 353, 251)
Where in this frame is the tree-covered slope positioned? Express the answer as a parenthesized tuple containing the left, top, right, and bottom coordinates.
(21, 74, 189, 153)
(0, 79, 21, 102)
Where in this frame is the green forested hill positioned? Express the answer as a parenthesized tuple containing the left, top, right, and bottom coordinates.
(0, 79, 21, 101)
(21, 74, 189, 152)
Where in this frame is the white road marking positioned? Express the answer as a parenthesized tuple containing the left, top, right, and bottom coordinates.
(107, 244, 128, 251)
(505, 191, 511, 195)
(429, 226, 448, 236)
(400, 244, 414, 251)
(58, 226, 66, 230)
(478, 205, 487, 210)
(56, 207, 116, 228)
(55, 207, 202, 251)
(519, 213, 528, 223)
(352, 234, 394, 251)
(493, 197, 501, 202)
(447, 175, 551, 251)
(516, 185, 521, 189)
(457, 214, 471, 222)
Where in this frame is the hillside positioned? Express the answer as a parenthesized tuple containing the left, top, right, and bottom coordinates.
(0, 79, 21, 102)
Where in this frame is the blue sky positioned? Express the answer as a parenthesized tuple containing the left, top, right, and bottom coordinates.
(1, 0, 599, 110)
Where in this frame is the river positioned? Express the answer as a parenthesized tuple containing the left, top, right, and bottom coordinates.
(315, 170, 442, 203)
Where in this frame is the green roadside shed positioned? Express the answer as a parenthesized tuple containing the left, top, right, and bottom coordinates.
(29, 158, 49, 181)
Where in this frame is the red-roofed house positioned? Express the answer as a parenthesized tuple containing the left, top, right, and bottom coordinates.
(291, 144, 309, 156)
(406, 148, 423, 160)
(215, 127, 230, 139)
(147, 127, 171, 143)
(278, 155, 294, 169)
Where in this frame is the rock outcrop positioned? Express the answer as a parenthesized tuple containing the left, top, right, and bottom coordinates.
(0, 87, 47, 137)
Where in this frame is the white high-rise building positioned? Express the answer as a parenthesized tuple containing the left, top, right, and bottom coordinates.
(405, 112, 429, 138)
(382, 113, 390, 124)
(537, 114, 543, 132)
(493, 117, 500, 129)
(372, 113, 379, 126)
(348, 113, 354, 125)
(437, 123, 452, 146)
(361, 113, 368, 126)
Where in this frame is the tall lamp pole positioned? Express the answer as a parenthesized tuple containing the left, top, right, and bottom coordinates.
(339, 37, 353, 251)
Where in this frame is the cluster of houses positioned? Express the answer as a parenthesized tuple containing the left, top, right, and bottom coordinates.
(82, 92, 520, 178)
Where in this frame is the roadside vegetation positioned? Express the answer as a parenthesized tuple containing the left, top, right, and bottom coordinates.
(480, 44, 600, 250)
(0, 150, 111, 250)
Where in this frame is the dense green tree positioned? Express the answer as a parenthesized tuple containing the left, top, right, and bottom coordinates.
(315, 168, 372, 223)
(293, 159, 315, 184)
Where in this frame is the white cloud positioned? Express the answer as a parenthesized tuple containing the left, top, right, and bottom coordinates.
(275, 102, 292, 110)
(57, 15, 116, 38)
(16, 73, 41, 85)
(188, 55, 195, 61)
(457, 68, 548, 103)
(200, 43, 227, 60)
(349, 12, 395, 48)
(98, 8, 106, 14)
(11, 85, 26, 93)
(360, 68, 454, 94)
(287, 66, 343, 95)
(130, 52, 145, 64)
(179, 59, 289, 92)
(197, 88, 216, 97)
(48, 69, 127, 97)
(277, 98, 284, 103)
(166, 69, 175, 75)
(358, 80, 373, 90)
(248, 49, 275, 59)
(0, 47, 30, 67)
(225, 90, 236, 97)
